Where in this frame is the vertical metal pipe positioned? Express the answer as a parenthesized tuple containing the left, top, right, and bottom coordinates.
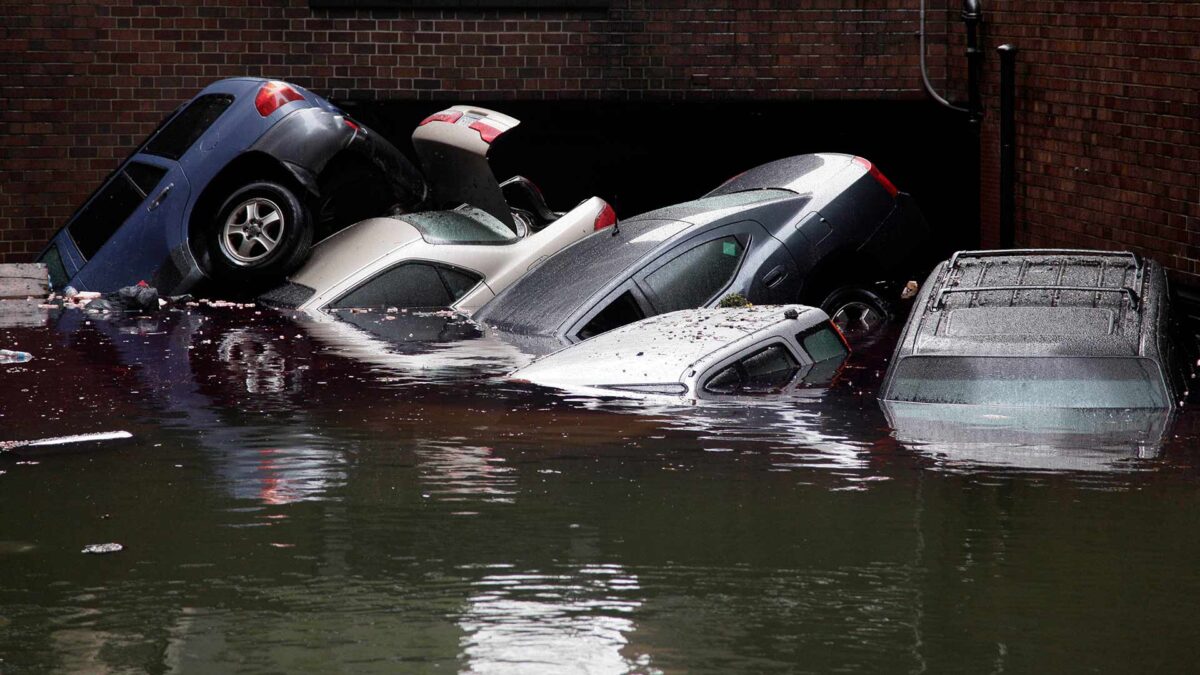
(997, 44, 1017, 248)
(962, 1, 983, 126)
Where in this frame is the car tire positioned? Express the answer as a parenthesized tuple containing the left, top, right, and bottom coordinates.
(820, 286, 893, 342)
(207, 181, 313, 285)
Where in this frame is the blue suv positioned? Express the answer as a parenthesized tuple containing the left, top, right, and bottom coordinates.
(38, 78, 428, 294)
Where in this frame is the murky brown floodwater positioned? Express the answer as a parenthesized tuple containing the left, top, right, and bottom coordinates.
(2, 304, 1200, 673)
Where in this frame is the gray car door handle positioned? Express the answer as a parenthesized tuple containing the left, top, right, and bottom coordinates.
(763, 265, 787, 288)
(148, 183, 173, 211)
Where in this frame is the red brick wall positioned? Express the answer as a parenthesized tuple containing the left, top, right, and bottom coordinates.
(973, 2, 1200, 285)
(3, 1, 1198, 288)
(0, 0, 948, 262)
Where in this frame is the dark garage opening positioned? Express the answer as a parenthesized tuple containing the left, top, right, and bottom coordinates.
(339, 99, 979, 266)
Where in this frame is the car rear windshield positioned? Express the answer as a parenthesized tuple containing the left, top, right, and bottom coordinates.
(885, 356, 1168, 408)
(143, 94, 234, 160)
(404, 207, 516, 245)
(474, 219, 690, 335)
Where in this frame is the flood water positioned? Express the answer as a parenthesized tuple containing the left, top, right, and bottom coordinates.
(2, 304, 1200, 673)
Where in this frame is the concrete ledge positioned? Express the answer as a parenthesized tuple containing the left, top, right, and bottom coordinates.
(0, 263, 49, 299)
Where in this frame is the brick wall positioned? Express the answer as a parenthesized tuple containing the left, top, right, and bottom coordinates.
(0, 0, 947, 262)
(2, 1, 1197, 287)
(973, 2, 1200, 285)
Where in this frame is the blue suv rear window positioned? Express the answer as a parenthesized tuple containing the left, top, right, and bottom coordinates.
(143, 94, 233, 160)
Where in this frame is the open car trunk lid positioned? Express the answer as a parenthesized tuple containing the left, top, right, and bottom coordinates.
(412, 106, 519, 232)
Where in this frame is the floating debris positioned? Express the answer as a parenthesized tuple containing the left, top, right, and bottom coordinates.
(0, 349, 32, 363)
(81, 543, 123, 555)
(0, 430, 133, 453)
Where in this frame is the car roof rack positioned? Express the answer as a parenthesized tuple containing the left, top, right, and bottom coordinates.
(946, 249, 1142, 272)
(935, 249, 1144, 312)
(934, 284, 1140, 311)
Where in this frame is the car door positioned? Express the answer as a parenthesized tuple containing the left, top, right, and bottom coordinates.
(71, 153, 191, 291)
(633, 220, 797, 312)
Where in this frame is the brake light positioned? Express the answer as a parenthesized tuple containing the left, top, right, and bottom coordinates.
(468, 120, 501, 144)
(255, 81, 303, 117)
(419, 110, 463, 126)
(343, 118, 359, 132)
(594, 202, 617, 231)
(852, 156, 898, 198)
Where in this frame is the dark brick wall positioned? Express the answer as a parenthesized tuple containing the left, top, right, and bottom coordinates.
(0, 0, 950, 262)
(2, 0, 1197, 288)
(973, 2, 1200, 285)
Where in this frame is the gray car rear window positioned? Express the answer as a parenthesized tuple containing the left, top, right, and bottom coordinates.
(886, 356, 1167, 408)
(474, 219, 689, 335)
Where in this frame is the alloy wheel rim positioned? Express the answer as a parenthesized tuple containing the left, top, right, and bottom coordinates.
(831, 301, 882, 337)
(220, 197, 285, 265)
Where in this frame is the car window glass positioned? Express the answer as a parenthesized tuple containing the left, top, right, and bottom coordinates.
(644, 236, 743, 313)
(123, 162, 168, 196)
(799, 323, 848, 363)
(331, 263, 453, 309)
(578, 291, 645, 340)
(67, 173, 146, 260)
(438, 266, 482, 301)
(886, 356, 1168, 407)
(704, 364, 744, 393)
(741, 344, 801, 389)
(37, 244, 69, 291)
(405, 207, 516, 245)
(704, 343, 800, 394)
(143, 94, 234, 160)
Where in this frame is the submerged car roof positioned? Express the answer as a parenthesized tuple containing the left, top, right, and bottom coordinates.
(473, 189, 800, 336)
(512, 304, 823, 386)
(900, 249, 1164, 359)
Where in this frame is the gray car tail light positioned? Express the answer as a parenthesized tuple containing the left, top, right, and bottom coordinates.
(852, 156, 898, 197)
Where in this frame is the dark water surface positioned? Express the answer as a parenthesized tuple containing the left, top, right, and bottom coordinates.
(2, 306, 1200, 673)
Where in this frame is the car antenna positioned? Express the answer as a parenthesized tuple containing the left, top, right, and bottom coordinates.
(611, 219, 621, 236)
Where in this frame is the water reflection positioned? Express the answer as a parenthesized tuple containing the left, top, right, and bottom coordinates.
(459, 564, 649, 674)
(50, 308, 346, 505)
(882, 401, 1171, 472)
(292, 308, 531, 381)
(417, 441, 518, 504)
(6, 306, 1200, 673)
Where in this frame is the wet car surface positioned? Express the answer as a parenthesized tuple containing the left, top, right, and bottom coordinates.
(3, 306, 1200, 672)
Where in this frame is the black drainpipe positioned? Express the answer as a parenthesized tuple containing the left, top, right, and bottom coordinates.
(962, 0, 983, 125)
(919, 0, 984, 126)
(997, 44, 1018, 248)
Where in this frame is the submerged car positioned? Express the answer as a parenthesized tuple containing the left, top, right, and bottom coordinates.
(258, 199, 614, 313)
(879, 249, 1189, 409)
(37, 78, 427, 295)
(259, 106, 616, 313)
(508, 304, 849, 400)
(473, 153, 928, 352)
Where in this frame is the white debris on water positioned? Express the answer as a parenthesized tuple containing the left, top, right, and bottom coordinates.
(81, 543, 123, 555)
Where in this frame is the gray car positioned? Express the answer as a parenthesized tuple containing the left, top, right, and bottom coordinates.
(473, 153, 929, 354)
(879, 248, 1190, 409)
